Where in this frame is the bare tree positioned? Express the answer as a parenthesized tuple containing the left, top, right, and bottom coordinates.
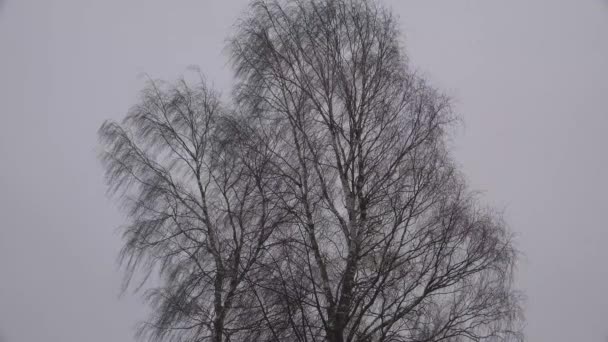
(99, 77, 287, 342)
(100, 1, 523, 342)
(229, 0, 523, 341)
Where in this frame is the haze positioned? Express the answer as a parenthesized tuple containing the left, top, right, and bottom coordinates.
(1, 1, 607, 341)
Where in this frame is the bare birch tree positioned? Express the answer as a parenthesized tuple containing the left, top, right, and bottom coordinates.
(99, 77, 287, 342)
(100, 1, 523, 342)
(229, 1, 523, 341)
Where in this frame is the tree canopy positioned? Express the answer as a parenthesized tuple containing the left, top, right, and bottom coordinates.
(99, 1, 524, 341)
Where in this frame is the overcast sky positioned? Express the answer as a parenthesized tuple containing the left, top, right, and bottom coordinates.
(1, 1, 607, 341)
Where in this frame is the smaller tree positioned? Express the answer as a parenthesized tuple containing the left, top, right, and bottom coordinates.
(99, 77, 286, 342)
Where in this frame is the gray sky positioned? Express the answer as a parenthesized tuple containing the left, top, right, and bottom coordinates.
(1, 1, 607, 341)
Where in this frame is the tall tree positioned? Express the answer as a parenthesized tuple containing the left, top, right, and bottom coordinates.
(230, 0, 522, 341)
